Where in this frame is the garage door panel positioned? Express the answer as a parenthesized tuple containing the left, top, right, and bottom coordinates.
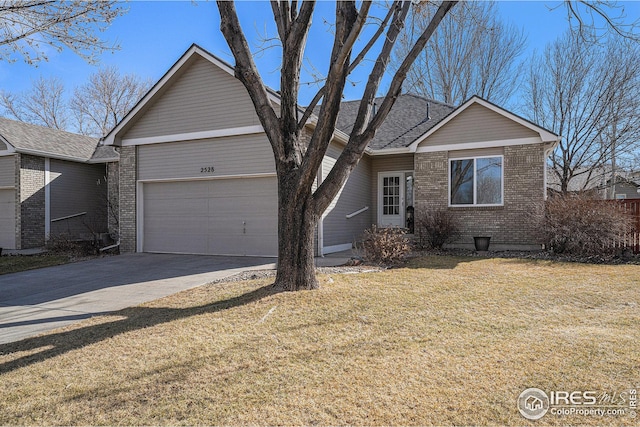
(0, 189, 16, 249)
(143, 178, 277, 256)
(146, 230, 208, 254)
(149, 199, 209, 217)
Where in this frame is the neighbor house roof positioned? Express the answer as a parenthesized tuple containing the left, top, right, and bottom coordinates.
(0, 117, 117, 163)
(546, 166, 608, 193)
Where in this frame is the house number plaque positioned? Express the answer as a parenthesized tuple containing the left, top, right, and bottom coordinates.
(200, 166, 215, 173)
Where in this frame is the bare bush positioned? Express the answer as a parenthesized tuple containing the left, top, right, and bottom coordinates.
(46, 234, 99, 257)
(539, 195, 633, 255)
(417, 208, 460, 249)
(360, 225, 412, 265)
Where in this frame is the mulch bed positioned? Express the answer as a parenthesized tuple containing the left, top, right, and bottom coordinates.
(418, 247, 640, 265)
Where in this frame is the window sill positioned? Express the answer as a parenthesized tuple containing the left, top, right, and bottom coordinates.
(448, 205, 504, 211)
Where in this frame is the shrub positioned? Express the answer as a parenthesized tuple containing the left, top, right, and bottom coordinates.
(359, 225, 412, 265)
(416, 208, 460, 249)
(46, 234, 99, 256)
(539, 195, 633, 256)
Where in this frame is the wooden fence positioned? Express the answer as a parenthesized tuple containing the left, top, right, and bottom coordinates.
(604, 198, 640, 253)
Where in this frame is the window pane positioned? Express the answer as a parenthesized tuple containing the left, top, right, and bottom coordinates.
(450, 159, 474, 204)
(476, 157, 502, 204)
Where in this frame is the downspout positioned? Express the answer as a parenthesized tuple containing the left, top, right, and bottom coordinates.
(543, 139, 560, 200)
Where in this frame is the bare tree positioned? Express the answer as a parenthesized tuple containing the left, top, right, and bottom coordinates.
(1, 67, 150, 136)
(71, 66, 152, 137)
(525, 31, 640, 193)
(0, 75, 68, 129)
(216, 0, 638, 291)
(394, 1, 527, 106)
(218, 0, 456, 291)
(0, 1, 126, 65)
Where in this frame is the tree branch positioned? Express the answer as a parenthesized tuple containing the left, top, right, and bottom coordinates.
(314, 1, 458, 215)
(217, 1, 283, 159)
(297, 2, 397, 129)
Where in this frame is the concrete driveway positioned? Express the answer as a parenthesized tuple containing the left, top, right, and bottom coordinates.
(0, 253, 276, 345)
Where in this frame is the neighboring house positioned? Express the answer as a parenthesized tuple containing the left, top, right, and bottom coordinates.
(103, 44, 560, 256)
(546, 167, 605, 197)
(547, 168, 640, 199)
(606, 175, 640, 199)
(0, 118, 119, 250)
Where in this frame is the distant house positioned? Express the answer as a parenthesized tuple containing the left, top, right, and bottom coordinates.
(0, 118, 118, 250)
(103, 44, 560, 256)
(606, 174, 640, 199)
(547, 167, 640, 199)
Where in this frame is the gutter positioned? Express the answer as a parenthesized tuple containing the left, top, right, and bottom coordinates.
(15, 148, 92, 163)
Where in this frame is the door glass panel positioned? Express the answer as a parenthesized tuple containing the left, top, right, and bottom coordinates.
(383, 175, 401, 216)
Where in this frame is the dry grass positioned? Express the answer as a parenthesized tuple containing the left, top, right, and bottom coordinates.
(0, 256, 638, 425)
(0, 254, 70, 275)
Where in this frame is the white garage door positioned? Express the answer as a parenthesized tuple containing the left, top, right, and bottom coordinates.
(142, 177, 278, 256)
(0, 189, 16, 249)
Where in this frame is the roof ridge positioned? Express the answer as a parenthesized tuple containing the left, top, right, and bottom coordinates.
(0, 116, 98, 143)
(402, 92, 457, 108)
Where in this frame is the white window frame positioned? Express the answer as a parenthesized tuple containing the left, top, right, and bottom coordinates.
(448, 155, 504, 207)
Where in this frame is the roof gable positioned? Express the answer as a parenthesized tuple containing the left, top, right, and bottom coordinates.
(104, 44, 283, 146)
(121, 54, 261, 141)
(410, 96, 559, 151)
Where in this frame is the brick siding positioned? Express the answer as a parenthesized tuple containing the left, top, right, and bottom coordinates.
(107, 161, 120, 240)
(19, 154, 45, 248)
(414, 144, 545, 250)
(119, 146, 137, 252)
(14, 154, 21, 249)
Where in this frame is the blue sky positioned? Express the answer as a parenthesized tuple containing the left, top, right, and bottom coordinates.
(1, 1, 639, 107)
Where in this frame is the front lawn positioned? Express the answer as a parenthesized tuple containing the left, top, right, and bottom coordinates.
(0, 256, 638, 425)
(0, 254, 70, 275)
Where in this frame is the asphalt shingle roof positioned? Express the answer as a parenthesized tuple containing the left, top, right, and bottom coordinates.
(0, 117, 110, 162)
(332, 94, 456, 150)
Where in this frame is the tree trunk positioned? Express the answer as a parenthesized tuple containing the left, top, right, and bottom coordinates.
(273, 171, 319, 291)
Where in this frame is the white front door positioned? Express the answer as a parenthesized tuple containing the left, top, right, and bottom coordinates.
(379, 173, 404, 227)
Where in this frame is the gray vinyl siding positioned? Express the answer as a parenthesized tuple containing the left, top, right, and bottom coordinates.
(49, 160, 108, 239)
(0, 156, 16, 248)
(122, 56, 260, 140)
(138, 134, 276, 181)
(0, 189, 16, 249)
(419, 103, 539, 148)
(0, 155, 16, 187)
(370, 154, 414, 225)
(321, 142, 372, 247)
(613, 182, 640, 199)
(0, 140, 7, 150)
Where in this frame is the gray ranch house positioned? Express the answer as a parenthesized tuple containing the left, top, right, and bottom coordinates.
(103, 44, 560, 257)
(0, 118, 118, 250)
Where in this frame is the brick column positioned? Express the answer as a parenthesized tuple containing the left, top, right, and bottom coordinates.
(119, 146, 137, 253)
(19, 154, 45, 248)
(414, 151, 448, 215)
(106, 161, 120, 240)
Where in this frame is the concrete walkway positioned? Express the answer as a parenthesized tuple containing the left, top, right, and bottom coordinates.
(0, 251, 356, 345)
